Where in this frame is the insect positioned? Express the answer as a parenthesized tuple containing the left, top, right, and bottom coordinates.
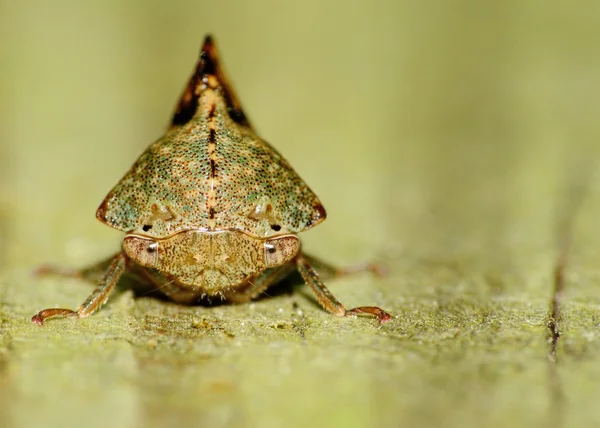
(31, 35, 392, 325)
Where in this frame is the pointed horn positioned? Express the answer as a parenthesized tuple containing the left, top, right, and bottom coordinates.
(170, 35, 252, 129)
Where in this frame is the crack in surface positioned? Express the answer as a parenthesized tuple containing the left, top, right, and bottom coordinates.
(546, 162, 592, 428)
(548, 245, 566, 362)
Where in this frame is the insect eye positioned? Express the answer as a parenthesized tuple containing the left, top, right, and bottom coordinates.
(264, 236, 300, 268)
(123, 236, 159, 269)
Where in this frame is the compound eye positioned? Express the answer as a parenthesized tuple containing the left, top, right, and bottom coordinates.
(123, 236, 159, 268)
(264, 235, 300, 268)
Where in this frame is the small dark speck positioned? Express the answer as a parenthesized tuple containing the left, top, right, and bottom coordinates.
(142, 225, 152, 231)
(229, 108, 247, 125)
(270, 224, 281, 231)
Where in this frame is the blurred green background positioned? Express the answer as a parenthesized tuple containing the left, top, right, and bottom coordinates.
(2, 1, 600, 427)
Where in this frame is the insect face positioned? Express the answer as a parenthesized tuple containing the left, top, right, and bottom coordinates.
(123, 230, 300, 292)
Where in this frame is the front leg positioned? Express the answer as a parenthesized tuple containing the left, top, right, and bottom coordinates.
(31, 252, 127, 325)
(295, 254, 392, 323)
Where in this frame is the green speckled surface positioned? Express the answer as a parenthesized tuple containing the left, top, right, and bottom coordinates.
(2, 1, 600, 428)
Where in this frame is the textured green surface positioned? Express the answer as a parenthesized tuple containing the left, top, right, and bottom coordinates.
(2, 1, 600, 428)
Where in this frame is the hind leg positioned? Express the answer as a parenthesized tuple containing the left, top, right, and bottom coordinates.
(33, 254, 118, 284)
(302, 253, 388, 279)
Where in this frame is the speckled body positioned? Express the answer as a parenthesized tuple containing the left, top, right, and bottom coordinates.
(97, 79, 325, 239)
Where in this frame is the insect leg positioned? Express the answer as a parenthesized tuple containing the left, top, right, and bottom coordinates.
(31, 252, 126, 325)
(33, 253, 119, 284)
(302, 253, 388, 279)
(295, 254, 392, 323)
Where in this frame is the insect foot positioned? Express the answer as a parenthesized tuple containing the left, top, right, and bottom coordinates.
(31, 35, 391, 324)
